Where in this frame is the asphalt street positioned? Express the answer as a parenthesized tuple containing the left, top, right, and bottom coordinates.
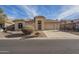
(0, 39, 79, 54)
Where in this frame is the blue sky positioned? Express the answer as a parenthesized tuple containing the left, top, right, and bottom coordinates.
(0, 5, 79, 20)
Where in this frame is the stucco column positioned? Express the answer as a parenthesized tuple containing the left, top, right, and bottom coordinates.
(23, 22, 26, 27)
(34, 16, 45, 30)
(35, 19, 44, 30)
(35, 20, 38, 30)
(15, 23, 18, 30)
(42, 20, 44, 30)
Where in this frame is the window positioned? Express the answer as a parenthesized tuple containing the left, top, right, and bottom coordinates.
(38, 21, 41, 24)
(18, 23, 23, 29)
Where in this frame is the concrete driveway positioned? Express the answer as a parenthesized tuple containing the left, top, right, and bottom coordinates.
(43, 30, 79, 39)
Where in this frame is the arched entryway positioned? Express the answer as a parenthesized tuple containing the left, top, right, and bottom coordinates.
(18, 23, 23, 29)
(38, 20, 42, 30)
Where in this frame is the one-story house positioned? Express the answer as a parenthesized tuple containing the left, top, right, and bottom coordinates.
(13, 16, 60, 31)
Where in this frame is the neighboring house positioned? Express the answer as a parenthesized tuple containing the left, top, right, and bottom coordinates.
(5, 19, 15, 27)
(0, 9, 14, 31)
(5, 19, 15, 31)
(0, 18, 14, 31)
(60, 20, 75, 31)
(75, 22, 79, 29)
(14, 16, 60, 31)
(73, 19, 79, 31)
(60, 19, 79, 31)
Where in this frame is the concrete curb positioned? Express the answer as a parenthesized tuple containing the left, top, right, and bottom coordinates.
(0, 37, 79, 40)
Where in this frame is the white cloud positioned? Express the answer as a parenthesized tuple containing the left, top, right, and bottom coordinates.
(7, 16, 16, 20)
(57, 5, 79, 20)
(21, 5, 38, 18)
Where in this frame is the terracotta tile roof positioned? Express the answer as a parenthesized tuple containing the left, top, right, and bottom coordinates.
(34, 16, 45, 19)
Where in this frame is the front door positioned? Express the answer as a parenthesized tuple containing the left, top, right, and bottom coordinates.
(38, 21, 42, 30)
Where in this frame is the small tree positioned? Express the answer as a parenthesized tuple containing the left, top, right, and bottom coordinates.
(0, 8, 8, 32)
(0, 8, 6, 24)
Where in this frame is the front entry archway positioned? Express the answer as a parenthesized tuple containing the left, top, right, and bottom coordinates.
(38, 20, 42, 30)
(18, 23, 23, 29)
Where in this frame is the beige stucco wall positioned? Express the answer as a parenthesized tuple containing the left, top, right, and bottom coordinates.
(14, 21, 60, 30)
(14, 21, 35, 31)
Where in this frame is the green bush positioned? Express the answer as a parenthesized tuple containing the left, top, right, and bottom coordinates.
(21, 25, 33, 35)
(22, 25, 33, 30)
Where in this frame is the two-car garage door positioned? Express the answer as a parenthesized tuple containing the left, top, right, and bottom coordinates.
(44, 22, 59, 30)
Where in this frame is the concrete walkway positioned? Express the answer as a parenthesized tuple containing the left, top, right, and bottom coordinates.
(43, 30, 79, 39)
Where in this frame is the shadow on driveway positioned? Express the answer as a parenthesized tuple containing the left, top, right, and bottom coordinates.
(5, 32, 38, 40)
(5, 31, 46, 39)
(5, 33, 25, 38)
